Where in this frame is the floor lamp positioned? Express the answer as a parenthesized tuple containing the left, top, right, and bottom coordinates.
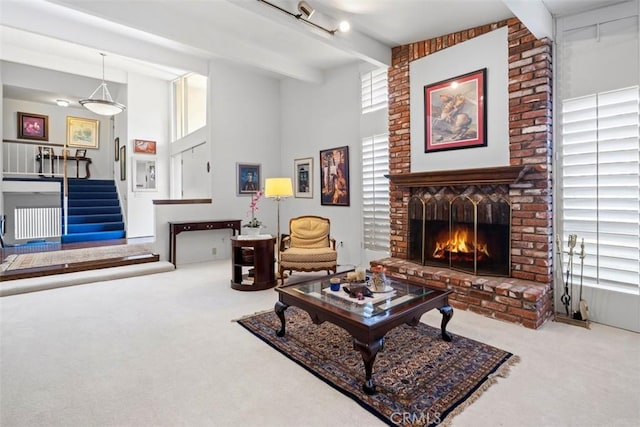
(264, 177, 293, 283)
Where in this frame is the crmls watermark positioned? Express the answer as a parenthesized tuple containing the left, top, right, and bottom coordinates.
(389, 410, 442, 425)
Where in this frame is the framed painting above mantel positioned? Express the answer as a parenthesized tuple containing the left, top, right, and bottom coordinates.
(424, 68, 487, 153)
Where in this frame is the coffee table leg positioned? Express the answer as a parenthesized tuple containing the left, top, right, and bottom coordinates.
(275, 301, 289, 337)
(353, 337, 384, 395)
(438, 305, 454, 342)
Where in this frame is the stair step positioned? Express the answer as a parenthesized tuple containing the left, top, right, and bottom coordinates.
(67, 213, 123, 224)
(67, 222, 125, 233)
(67, 184, 117, 193)
(61, 230, 126, 243)
(68, 199, 120, 207)
(68, 206, 121, 215)
(68, 192, 118, 200)
(67, 179, 114, 185)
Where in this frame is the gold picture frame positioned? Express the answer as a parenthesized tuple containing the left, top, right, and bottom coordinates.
(67, 116, 100, 149)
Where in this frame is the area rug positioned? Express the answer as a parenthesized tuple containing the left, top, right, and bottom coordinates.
(0, 243, 154, 272)
(237, 307, 519, 426)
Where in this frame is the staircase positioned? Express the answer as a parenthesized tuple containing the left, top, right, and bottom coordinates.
(62, 179, 126, 244)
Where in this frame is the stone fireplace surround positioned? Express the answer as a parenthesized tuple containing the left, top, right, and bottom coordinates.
(372, 19, 554, 329)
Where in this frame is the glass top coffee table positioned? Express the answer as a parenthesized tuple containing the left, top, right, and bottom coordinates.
(274, 272, 453, 395)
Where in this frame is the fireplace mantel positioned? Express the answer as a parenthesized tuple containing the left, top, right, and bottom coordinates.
(386, 165, 531, 187)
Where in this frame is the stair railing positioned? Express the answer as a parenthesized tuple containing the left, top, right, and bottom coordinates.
(63, 143, 69, 236)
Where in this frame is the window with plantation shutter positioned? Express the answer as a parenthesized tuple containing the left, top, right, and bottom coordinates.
(361, 68, 388, 113)
(362, 133, 390, 251)
(560, 86, 640, 292)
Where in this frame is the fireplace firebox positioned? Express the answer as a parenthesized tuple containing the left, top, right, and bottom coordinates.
(408, 193, 511, 277)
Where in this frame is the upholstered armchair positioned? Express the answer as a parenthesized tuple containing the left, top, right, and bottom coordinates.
(279, 215, 337, 280)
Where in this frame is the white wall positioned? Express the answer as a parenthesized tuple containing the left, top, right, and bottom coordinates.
(125, 73, 170, 238)
(153, 61, 284, 265)
(280, 64, 363, 268)
(209, 61, 282, 229)
(409, 27, 510, 172)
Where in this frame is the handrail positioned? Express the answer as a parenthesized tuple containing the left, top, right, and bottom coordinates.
(63, 143, 69, 235)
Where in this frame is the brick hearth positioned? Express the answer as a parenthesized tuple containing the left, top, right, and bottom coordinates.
(380, 18, 554, 329)
(373, 258, 553, 329)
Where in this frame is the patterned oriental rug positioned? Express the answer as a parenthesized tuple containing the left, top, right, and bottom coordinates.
(237, 307, 519, 427)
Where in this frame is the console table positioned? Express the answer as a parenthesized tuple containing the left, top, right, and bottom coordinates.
(168, 219, 241, 266)
(36, 153, 92, 179)
(231, 236, 277, 291)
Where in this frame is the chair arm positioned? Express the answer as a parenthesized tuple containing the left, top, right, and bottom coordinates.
(329, 238, 336, 250)
(281, 235, 291, 251)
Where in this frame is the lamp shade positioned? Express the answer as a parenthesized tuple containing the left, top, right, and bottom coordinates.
(265, 177, 293, 198)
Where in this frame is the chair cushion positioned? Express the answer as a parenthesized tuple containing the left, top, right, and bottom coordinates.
(290, 217, 330, 249)
(280, 247, 337, 263)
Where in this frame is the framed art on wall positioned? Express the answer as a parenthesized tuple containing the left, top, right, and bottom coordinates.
(120, 146, 126, 181)
(133, 158, 157, 191)
(294, 157, 313, 198)
(134, 139, 157, 154)
(115, 137, 120, 161)
(320, 146, 349, 206)
(424, 68, 487, 153)
(17, 112, 48, 141)
(67, 116, 100, 149)
(237, 163, 261, 195)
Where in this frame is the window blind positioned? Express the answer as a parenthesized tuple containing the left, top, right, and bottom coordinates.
(560, 86, 640, 292)
(361, 68, 388, 114)
(362, 133, 390, 251)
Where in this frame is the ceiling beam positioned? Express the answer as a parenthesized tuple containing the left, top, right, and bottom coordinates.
(228, 0, 391, 67)
(0, 0, 210, 77)
(43, 0, 325, 83)
(503, 0, 554, 40)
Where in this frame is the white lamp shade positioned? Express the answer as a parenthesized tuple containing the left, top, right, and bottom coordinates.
(265, 177, 293, 198)
(79, 99, 126, 116)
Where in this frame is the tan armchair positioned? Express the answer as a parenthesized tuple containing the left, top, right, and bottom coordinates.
(279, 215, 337, 280)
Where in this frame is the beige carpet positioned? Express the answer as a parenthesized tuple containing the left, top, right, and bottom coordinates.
(0, 261, 638, 427)
(0, 243, 155, 271)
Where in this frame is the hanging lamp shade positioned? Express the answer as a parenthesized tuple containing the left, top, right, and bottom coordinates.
(79, 53, 126, 116)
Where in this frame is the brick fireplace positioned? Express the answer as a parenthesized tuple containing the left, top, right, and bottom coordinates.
(373, 18, 555, 329)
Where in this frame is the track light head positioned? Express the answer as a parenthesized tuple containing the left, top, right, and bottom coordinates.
(297, 1, 315, 19)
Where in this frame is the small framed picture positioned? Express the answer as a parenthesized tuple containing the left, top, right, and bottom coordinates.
(133, 158, 157, 191)
(294, 157, 313, 198)
(75, 149, 87, 158)
(115, 137, 120, 161)
(120, 146, 126, 181)
(67, 116, 100, 149)
(18, 112, 48, 141)
(134, 139, 157, 154)
(320, 146, 349, 206)
(237, 163, 261, 195)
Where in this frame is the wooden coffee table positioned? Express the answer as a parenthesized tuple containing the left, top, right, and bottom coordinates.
(274, 272, 453, 395)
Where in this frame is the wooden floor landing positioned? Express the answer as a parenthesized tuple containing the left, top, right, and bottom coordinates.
(1, 238, 158, 282)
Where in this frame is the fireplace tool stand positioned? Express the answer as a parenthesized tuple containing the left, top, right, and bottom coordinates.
(554, 234, 590, 329)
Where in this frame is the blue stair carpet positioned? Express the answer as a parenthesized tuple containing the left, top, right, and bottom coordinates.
(62, 179, 126, 244)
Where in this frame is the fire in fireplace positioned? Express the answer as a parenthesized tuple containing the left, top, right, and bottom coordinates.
(432, 224, 490, 261)
(408, 192, 511, 277)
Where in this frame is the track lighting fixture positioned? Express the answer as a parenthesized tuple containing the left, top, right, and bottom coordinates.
(257, 0, 350, 36)
(297, 1, 314, 19)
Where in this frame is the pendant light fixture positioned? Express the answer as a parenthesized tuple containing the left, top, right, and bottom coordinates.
(79, 53, 126, 116)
